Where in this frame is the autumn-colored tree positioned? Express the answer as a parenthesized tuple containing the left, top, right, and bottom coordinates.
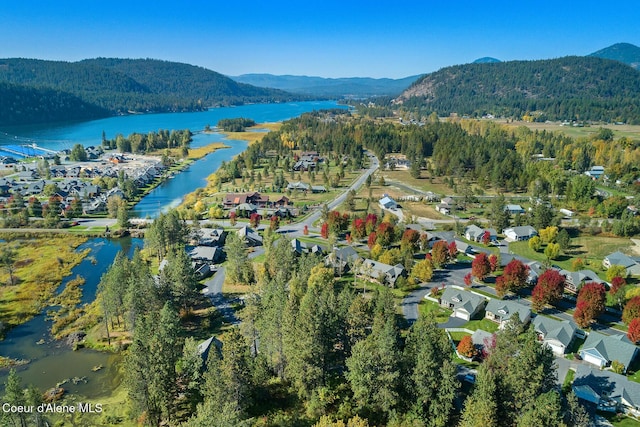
(544, 242, 560, 260)
(528, 235, 542, 252)
(495, 275, 509, 298)
(457, 335, 476, 358)
(375, 222, 395, 247)
(573, 282, 606, 327)
(464, 272, 473, 287)
(364, 213, 378, 235)
(400, 229, 420, 253)
(531, 269, 565, 311)
(608, 276, 627, 310)
(351, 218, 366, 240)
(500, 259, 530, 293)
(270, 215, 280, 231)
(471, 252, 491, 281)
(447, 241, 457, 259)
(413, 258, 434, 283)
(320, 222, 329, 239)
(539, 226, 558, 244)
(367, 232, 377, 249)
(571, 257, 585, 271)
(628, 318, 640, 343)
(627, 318, 640, 343)
(431, 240, 449, 268)
(481, 230, 491, 245)
(623, 296, 640, 325)
(606, 264, 628, 282)
(249, 212, 260, 228)
(488, 254, 499, 273)
(229, 211, 237, 226)
(303, 225, 309, 236)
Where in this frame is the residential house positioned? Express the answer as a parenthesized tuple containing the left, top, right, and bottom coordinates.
(573, 365, 640, 416)
(223, 192, 269, 208)
(379, 195, 398, 210)
(464, 225, 497, 243)
(435, 197, 456, 215)
(192, 228, 226, 247)
(485, 299, 531, 329)
(311, 185, 327, 193)
(359, 258, 406, 287)
(325, 246, 361, 274)
(186, 245, 221, 264)
(440, 287, 487, 321)
(603, 251, 640, 277)
(585, 166, 605, 179)
(503, 225, 538, 242)
(532, 316, 581, 356)
(560, 269, 605, 294)
(237, 226, 263, 247)
(291, 238, 324, 256)
(273, 196, 290, 207)
(197, 336, 223, 365)
(579, 331, 638, 373)
(504, 204, 526, 215)
(286, 181, 310, 192)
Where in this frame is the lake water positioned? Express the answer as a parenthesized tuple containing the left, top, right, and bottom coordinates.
(0, 101, 344, 151)
(0, 238, 143, 398)
(0, 101, 344, 397)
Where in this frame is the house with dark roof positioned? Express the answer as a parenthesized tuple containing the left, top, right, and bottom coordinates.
(532, 316, 580, 355)
(560, 268, 605, 294)
(504, 204, 526, 215)
(485, 299, 531, 329)
(291, 238, 324, 256)
(464, 224, 497, 243)
(440, 287, 487, 321)
(573, 364, 640, 416)
(186, 245, 222, 264)
(237, 226, 263, 247)
(223, 192, 269, 208)
(579, 331, 638, 373)
(325, 246, 361, 275)
(603, 251, 640, 277)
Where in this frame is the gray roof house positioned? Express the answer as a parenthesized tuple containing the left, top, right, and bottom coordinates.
(503, 225, 538, 242)
(186, 245, 221, 264)
(532, 316, 580, 355)
(573, 364, 640, 416)
(579, 331, 638, 373)
(505, 204, 526, 215)
(379, 195, 398, 210)
(485, 299, 531, 329)
(291, 238, 324, 256)
(359, 258, 406, 287)
(464, 225, 497, 243)
(603, 251, 640, 276)
(325, 246, 361, 274)
(560, 268, 605, 294)
(440, 287, 487, 321)
(237, 226, 263, 247)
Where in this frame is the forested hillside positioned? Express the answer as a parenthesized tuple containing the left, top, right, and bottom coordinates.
(0, 58, 304, 125)
(396, 56, 640, 123)
(231, 73, 421, 97)
(0, 81, 110, 126)
(590, 42, 640, 69)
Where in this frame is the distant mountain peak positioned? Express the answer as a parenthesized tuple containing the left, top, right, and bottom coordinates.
(589, 42, 640, 69)
(473, 57, 501, 64)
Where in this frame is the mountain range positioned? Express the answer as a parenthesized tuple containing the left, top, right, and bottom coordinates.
(0, 43, 639, 126)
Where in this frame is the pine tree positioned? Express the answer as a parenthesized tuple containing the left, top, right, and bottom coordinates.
(459, 365, 499, 427)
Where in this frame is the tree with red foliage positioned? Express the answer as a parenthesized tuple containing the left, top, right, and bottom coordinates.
(351, 218, 366, 240)
(502, 259, 530, 292)
(269, 215, 280, 231)
(303, 225, 309, 236)
(229, 211, 237, 226)
(430, 240, 449, 268)
(375, 222, 395, 247)
(623, 296, 640, 325)
(457, 335, 476, 358)
(471, 252, 491, 281)
(628, 318, 640, 343)
(447, 241, 458, 260)
(249, 212, 260, 229)
(481, 230, 491, 245)
(531, 269, 565, 311)
(464, 272, 473, 287)
(488, 254, 499, 272)
(367, 232, 377, 249)
(400, 229, 420, 253)
(573, 282, 606, 327)
(320, 222, 329, 239)
(495, 275, 509, 298)
(364, 213, 378, 234)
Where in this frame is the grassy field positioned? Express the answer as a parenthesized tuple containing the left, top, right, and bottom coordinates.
(509, 233, 636, 274)
(0, 234, 89, 329)
(496, 120, 640, 141)
(418, 300, 453, 323)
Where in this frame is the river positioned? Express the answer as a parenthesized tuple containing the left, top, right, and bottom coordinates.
(0, 100, 345, 397)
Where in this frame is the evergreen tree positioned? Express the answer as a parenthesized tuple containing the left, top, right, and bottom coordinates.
(459, 365, 499, 427)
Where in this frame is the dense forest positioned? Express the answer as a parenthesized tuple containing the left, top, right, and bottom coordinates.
(396, 56, 640, 123)
(0, 58, 307, 125)
(0, 81, 110, 126)
(589, 42, 640, 69)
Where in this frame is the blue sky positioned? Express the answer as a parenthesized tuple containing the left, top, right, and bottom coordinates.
(1, 0, 639, 79)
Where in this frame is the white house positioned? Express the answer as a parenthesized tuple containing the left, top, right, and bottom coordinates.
(532, 316, 581, 356)
(579, 331, 638, 373)
(439, 287, 487, 321)
(503, 225, 538, 242)
(379, 195, 398, 210)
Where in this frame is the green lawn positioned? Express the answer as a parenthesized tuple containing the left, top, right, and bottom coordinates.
(463, 318, 499, 333)
(419, 300, 453, 323)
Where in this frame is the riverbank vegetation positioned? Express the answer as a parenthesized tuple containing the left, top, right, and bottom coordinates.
(0, 233, 89, 334)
